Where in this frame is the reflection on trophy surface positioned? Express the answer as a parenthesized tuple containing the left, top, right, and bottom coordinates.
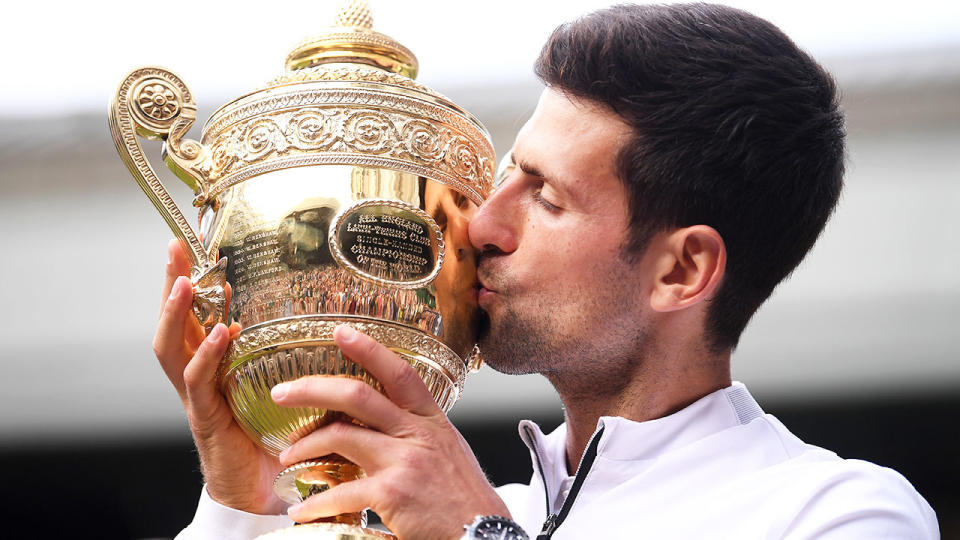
(109, 1, 494, 537)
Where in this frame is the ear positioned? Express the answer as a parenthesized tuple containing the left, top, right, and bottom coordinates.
(648, 225, 726, 313)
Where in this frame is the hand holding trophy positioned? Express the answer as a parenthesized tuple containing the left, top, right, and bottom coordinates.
(111, 1, 498, 537)
(157, 244, 288, 516)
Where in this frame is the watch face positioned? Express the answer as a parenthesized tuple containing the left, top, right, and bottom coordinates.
(473, 518, 526, 539)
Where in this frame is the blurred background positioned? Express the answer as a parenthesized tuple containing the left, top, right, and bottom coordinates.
(1, 0, 957, 537)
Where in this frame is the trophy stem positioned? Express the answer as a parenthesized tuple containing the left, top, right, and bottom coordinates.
(270, 454, 396, 540)
(275, 454, 363, 508)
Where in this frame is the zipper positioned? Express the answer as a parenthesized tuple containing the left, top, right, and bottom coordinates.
(534, 425, 606, 540)
(521, 424, 553, 516)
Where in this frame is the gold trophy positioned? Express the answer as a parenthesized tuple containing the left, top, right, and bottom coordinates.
(109, 1, 495, 538)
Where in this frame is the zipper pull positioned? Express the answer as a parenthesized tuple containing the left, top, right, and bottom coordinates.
(535, 425, 606, 540)
(537, 514, 559, 540)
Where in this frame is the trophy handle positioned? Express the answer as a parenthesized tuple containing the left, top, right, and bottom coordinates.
(109, 67, 227, 330)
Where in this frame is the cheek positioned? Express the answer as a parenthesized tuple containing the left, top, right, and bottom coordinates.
(516, 218, 627, 282)
(559, 251, 632, 299)
(523, 247, 593, 287)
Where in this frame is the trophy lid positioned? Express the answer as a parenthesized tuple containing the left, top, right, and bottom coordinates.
(284, 1, 418, 78)
(196, 0, 494, 206)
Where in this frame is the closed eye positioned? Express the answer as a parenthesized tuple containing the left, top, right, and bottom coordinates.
(533, 187, 560, 212)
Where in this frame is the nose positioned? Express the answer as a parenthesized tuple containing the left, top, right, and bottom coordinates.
(468, 176, 521, 254)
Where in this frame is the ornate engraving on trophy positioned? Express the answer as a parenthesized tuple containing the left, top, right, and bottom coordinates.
(134, 80, 180, 121)
(339, 209, 430, 277)
(231, 230, 284, 288)
(222, 216, 443, 336)
(200, 98, 495, 207)
(130, 78, 183, 128)
(331, 198, 444, 289)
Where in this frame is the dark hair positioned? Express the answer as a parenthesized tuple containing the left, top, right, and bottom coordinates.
(535, 3, 845, 352)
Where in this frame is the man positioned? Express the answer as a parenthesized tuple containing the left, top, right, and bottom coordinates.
(157, 4, 939, 539)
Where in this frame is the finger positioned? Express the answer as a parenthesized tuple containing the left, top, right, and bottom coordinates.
(182, 323, 230, 414)
(161, 239, 206, 346)
(271, 376, 407, 436)
(224, 281, 233, 316)
(278, 420, 395, 472)
(224, 283, 242, 336)
(154, 275, 195, 396)
(287, 476, 375, 524)
(160, 239, 191, 314)
(333, 325, 440, 417)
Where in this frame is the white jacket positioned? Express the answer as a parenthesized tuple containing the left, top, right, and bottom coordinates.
(179, 383, 938, 539)
(498, 383, 938, 539)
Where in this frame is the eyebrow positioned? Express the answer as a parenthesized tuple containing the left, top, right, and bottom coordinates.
(514, 155, 545, 179)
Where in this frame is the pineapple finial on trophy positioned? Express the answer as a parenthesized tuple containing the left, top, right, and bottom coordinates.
(284, 0, 418, 78)
(335, 0, 374, 29)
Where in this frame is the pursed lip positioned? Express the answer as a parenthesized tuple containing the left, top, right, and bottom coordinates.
(476, 272, 497, 305)
(476, 268, 497, 293)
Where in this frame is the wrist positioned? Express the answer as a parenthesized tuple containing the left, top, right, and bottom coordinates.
(460, 514, 529, 540)
(190, 485, 294, 540)
(205, 482, 286, 515)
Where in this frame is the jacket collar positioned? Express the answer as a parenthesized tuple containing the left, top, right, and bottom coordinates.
(518, 382, 765, 510)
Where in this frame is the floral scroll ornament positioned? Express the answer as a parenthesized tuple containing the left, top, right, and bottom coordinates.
(344, 111, 396, 153)
(446, 137, 481, 181)
(243, 119, 285, 161)
(195, 91, 495, 201)
(291, 110, 337, 150)
(211, 135, 237, 175)
(136, 81, 181, 122)
(401, 120, 444, 163)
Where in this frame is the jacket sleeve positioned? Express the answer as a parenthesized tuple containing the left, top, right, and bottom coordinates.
(782, 460, 939, 540)
(175, 485, 295, 540)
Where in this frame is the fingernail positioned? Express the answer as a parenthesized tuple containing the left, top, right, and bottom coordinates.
(208, 323, 225, 342)
(167, 239, 179, 264)
(335, 325, 358, 342)
(272, 382, 291, 401)
(169, 277, 184, 301)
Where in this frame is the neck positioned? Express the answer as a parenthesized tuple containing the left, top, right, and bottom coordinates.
(549, 348, 731, 474)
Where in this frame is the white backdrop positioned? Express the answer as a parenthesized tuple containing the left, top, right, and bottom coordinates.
(0, 1, 958, 444)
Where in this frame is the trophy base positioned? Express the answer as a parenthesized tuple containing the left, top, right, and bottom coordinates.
(255, 522, 395, 540)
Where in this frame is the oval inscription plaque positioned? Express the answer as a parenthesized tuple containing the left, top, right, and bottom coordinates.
(330, 198, 444, 288)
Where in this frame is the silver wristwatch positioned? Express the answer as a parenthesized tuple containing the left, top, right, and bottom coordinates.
(462, 515, 529, 540)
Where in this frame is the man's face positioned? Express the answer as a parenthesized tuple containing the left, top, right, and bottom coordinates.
(469, 89, 651, 387)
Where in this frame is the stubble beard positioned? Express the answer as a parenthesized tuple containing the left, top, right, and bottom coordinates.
(477, 306, 557, 376)
(477, 284, 652, 400)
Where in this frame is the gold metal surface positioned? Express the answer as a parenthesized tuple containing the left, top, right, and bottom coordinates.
(275, 455, 365, 505)
(285, 1, 417, 78)
(256, 523, 395, 540)
(110, 1, 493, 538)
(198, 77, 493, 205)
(109, 67, 229, 326)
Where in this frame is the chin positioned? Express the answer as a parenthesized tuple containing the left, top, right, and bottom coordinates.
(475, 306, 557, 375)
(476, 330, 533, 376)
